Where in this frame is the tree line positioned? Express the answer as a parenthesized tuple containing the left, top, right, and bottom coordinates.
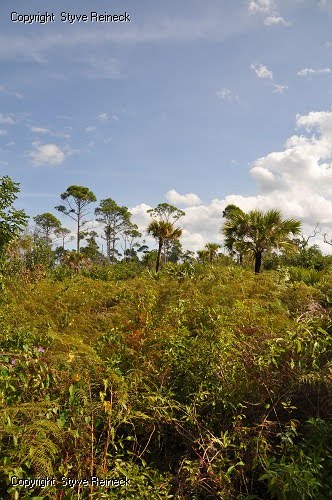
(0, 175, 313, 274)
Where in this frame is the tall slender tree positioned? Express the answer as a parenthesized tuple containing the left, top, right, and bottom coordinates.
(55, 185, 96, 253)
(95, 198, 131, 264)
(33, 213, 61, 243)
(121, 223, 142, 261)
(54, 227, 73, 251)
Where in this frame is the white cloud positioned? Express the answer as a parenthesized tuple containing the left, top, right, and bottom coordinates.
(217, 88, 232, 100)
(97, 113, 109, 122)
(130, 203, 152, 231)
(297, 67, 331, 76)
(0, 114, 15, 125)
(249, 0, 274, 14)
(249, 1, 291, 28)
(132, 110, 332, 252)
(249, 111, 332, 218)
(0, 129, 7, 136)
(29, 143, 65, 166)
(273, 83, 288, 93)
(251, 63, 273, 79)
(296, 111, 332, 137)
(264, 15, 292, 26)
(85, 126, 96, 133)
(30, 126, 51, 134)
(216, 87, 238, 102)
(166, 189, 202, 207)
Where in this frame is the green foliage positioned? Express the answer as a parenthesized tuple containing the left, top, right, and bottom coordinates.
(0, 176, 29, 257)
(0, 265, 332, 498)
(33, 213, 61, 242)
(55, 185, 97, 253)
(95, 198, 131, 264)
(147, 203, 185, 223)
(264, 245, 327, 271)
(222, 206, 302, 273)
(288, 267, 323, 286)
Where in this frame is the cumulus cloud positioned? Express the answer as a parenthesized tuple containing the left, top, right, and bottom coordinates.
(29, 143, 65, 166)
(251, 63, 273, 79)
(297, 67, 331, 76)
(249, 111, 332, 224)
(296, 110, 332, 137)
(166, 189, 202, 207)
(85, 126, 96, 133)
(130, 110, 332, 252)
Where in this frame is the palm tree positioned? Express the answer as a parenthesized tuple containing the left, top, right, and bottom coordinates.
(204, 243, 220, 263)
(222, 205, 247, 264)
(222, 208, 301, 273)
(61, 250, 88, 273)
(197, 249, 209, 263)
(147, 220, 182, 272)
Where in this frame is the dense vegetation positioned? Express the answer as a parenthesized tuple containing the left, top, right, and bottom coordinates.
(1, 177, 332, 499)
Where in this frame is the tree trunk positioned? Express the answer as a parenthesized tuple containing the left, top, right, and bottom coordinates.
(254, 251, 262, 273)
(156, 239, 163, 272)
(164, 239, 168, 264)
(106, 237, 111, 263)
(105, 226, 111, 263)
(77, 216, 80, 253)
(111, 239, 115, 265)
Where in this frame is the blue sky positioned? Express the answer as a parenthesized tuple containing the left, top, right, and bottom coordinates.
(1, 0, 332, 250)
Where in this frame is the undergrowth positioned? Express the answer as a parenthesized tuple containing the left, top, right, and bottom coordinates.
(0, 265, 331, 499)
